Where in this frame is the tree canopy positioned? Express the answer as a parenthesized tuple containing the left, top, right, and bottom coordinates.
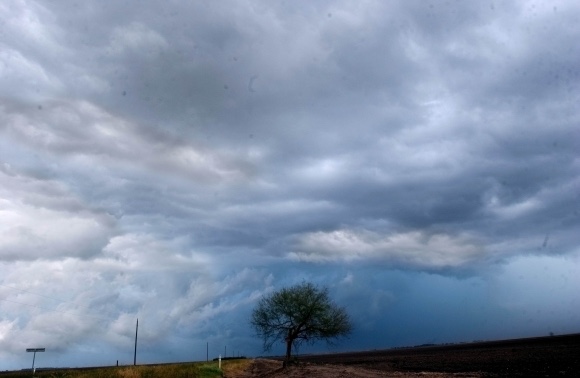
(250, 282, 352, 361)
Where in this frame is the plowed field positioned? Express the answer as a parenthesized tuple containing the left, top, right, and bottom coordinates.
(230, 334, 580, 377)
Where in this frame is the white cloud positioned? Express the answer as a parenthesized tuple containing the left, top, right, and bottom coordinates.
(0, 166, 115, 261)
(0, 48, 63, 100)
(107, 22, 168, 57)
(169, 267, 271, 330)
(100, 233, 212, 272)
(0, 319, 16, 343)
(0, 1, 69, 101)
(487, 196, 542, 219)
(0, 99, 254, 183)
(341, 272, 354, 285)
(290, 229, 485, 269)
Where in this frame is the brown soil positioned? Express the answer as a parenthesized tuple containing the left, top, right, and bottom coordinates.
(227, 333, 580, 377)
(226, 359, 488, 377)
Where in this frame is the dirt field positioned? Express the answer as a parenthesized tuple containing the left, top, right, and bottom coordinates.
(228, 334, 580, 377)
(226, 359, 489, 377)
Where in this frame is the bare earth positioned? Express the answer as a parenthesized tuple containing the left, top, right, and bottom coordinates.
(227, 334, 580, 377)
(227, 359, 489, 377)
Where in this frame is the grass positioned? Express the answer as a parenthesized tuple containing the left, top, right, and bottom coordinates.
(0, 359, 252, 378)
(219, 359, 252, 376)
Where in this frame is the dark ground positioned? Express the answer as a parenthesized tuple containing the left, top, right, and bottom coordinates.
(4, 334, 579, 377)
(275, 333, 580, 377)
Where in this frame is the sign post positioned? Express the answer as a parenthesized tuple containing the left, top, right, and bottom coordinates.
(26, 348, 45, 375)
(134, 318, 138, 365)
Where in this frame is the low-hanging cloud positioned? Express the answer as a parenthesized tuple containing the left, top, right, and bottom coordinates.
(290, 229, 485, 269)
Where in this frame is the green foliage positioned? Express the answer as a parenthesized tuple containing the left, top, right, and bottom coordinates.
(251, 282, 352, 359)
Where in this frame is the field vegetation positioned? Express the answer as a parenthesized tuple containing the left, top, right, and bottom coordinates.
(1, 359, 251, 378)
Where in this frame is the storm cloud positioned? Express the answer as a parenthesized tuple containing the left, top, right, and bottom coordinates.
(1, 0, 579, 369)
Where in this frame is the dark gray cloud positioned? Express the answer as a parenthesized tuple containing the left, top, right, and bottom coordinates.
(1, 0, 579, 369)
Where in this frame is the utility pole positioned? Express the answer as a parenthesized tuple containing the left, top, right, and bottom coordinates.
(134, 318, 139, 365)
(206, 342, 208, 362)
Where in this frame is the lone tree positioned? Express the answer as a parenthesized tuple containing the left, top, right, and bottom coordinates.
(251, 282, 352, 362)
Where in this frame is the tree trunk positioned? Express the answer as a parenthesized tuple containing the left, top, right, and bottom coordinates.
(285, 337, 292, 363)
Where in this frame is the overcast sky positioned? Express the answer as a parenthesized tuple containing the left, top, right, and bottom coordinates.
(1, 0, 580, 370)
